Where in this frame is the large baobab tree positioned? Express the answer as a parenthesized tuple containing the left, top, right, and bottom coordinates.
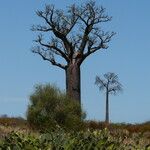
(95, 72, 123, 124)
(32, 1, 115, 104)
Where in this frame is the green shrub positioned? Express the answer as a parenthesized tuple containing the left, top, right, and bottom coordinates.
(1, 129, 150, 150)
(26, 84, 86, 131)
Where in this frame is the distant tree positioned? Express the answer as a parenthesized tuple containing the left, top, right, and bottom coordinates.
(95, 72, 123, 124)
(32, 0, 115, 104)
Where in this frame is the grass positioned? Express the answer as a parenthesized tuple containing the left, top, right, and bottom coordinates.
(0, 117, 29, 140)
(0, 117, 150, 135)
(0, 117, 149, 149)
(85, 120, 150, 133)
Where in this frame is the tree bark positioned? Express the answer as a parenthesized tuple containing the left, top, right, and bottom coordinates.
(105, 91, 109, 124)
(65, 62, 81, 104)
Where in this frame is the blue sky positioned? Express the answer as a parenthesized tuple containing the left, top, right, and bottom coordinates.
(0, 0, 150, 123)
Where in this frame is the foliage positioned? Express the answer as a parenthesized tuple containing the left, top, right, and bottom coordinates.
(0, 128, 150, 150)
(26, 84, 86, 131)
(0, 132, 41, 150)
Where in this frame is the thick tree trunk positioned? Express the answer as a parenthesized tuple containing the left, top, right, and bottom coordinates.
(105, 91, 109, 124)
(65, 62, 81, 104)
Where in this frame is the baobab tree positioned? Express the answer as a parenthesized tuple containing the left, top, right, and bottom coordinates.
(32, 1, 115, 104)
(95, 72, 123, 124)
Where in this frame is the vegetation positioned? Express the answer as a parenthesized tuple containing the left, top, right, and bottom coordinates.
(0, 126, 150, 150)
(0, 81, 149, 149)
(0, 117, 28, 140)
(26, 84, 85, 131)
(0, 116, 26, 127)
(0, 1, 149, 149)
(0, 82, 149, 149)
(0, 117, 149, 149)
(95, 72, 123, 124)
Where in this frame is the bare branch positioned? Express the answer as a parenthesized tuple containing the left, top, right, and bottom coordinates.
(32, 46, 67, 70)
(81, 31, 115, 62)
(108, 84, 123, 95)
(95, 75, 107, 91)
(36, 5, 55, 28)
(34, 34, 69, 62)
(32, 1, 115, 66)
(105, 73, 123, 95)
(31, 25, 52, 32)
(95, 72, 123, 95)
(35, 5, 74, 57)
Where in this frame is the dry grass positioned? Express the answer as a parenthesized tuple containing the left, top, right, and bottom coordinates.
(85, 120, 150, 134)
(0, 117, 26, 127)
(0, 117, 150, 140)
(0, 117, 30, 139)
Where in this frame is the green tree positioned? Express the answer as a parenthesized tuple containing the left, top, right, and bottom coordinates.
(95, 72, 123, 124)
(31, 1, 115, 104)
(26, 84, 85, 131)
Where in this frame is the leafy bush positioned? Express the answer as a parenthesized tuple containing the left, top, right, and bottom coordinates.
(0, 132, 41, 150)
(26, 84, 86, 131)
(0, 129, 150, 150)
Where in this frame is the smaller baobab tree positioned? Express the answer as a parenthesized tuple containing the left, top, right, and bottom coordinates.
(95, 72, 123, 124)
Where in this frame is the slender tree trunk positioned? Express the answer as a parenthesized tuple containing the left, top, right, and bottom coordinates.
(65, 62, 81, 104)
(105, 91, 109, 124)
